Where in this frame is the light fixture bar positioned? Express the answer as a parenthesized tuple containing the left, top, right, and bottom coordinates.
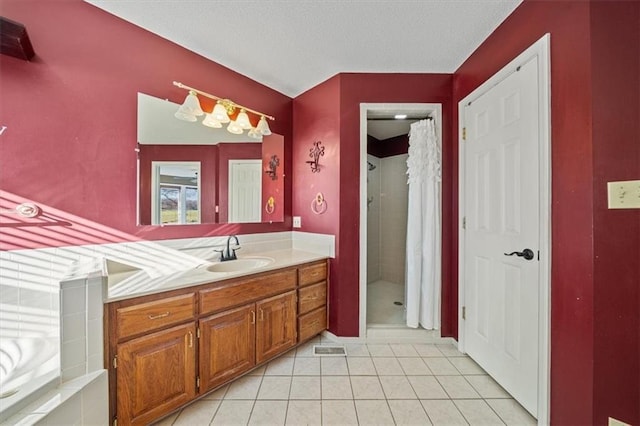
(173, 81, 275, 121)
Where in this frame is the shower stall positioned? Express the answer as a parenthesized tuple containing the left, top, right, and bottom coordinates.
(360, 103, 442, 338)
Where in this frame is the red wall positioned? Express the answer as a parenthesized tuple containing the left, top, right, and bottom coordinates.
(0, 0, 293, 249)
(293, 73, 453, 337)
(590, 2, 640, 424)
(454, 1, 640, 424)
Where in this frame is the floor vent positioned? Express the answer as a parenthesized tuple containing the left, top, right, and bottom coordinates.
(313, 345, 347, 356)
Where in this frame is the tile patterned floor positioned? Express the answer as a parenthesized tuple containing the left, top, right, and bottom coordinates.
(154, 336, 536, 425)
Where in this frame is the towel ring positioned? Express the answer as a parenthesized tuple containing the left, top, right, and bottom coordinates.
(311, 192, 327, 215)
(265, 196, 275, 214)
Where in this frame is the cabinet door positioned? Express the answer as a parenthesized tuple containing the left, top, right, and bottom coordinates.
(200, 304, 256, 392)
(117, 323, 196, 426)
(256, 290, 297, 364)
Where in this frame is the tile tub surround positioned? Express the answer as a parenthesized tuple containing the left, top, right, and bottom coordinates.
(153, 336, 536, 426)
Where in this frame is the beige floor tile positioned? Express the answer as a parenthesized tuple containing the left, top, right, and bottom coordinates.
(379, 375, 418, 399)
(293, 356, 321, 375)
(265, 356, 295, 375)
(421, 399, 467, 426)
(449, 356, 486, 375)
(465, 375, 511, 398)
(437, 376, 481, 399)
(388, 399, 433, 426)
(321, 357, 348, 375)
(211, 400, 254, 425)
(290, 376, 321, 399)
(153, 410, 180, 426)
(350, 376, 385, 399)
(347, 357, 377, 375)
(423, 357, 460, 375)
(454, 399, 505, 425)
(355, 400, 396, 425)
(321, 400, 358, 425)
(202, 384, 228, 400)
(390, 343, 420, 357)
(413, 344, 444, 357)
(436, 343, 464, 357)
(373, 357, 405, 375)
(285, 400, 322, 425)
(225, 375, 263, 399)
(486, 399, 537, 425)
(407, 376, 449, 399)
(346, 343, 370, 357)
(296, 338, 321, 357)
(257, 376, 291, 400)
(367, 344, 395, 357)
(281, 347, 297, 358)
(249, 400, 288, 425)
(399, 357, 432, 375)
(321, 376, 354, 399)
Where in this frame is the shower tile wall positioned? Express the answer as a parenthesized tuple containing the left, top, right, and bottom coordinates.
(367, 154, 409, 286)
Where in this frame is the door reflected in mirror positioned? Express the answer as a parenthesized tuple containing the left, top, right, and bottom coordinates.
(151, 162, 201, 225)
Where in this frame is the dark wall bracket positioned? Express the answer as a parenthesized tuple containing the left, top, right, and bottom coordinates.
(1, 17, 35, 61)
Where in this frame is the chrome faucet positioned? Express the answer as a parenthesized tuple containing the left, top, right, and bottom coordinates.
(216, 235, 240, 261)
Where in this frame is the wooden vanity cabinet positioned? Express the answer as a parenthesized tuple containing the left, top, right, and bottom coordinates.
(116, 323, 196, 425)
(297, 261, 329, 342)
(199, 304, 256, 392)
(256, 290, 297, 364)
(106, 260, 328, 426)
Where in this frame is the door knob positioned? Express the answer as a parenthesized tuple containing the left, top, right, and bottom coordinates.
(504, 248, 534, 260)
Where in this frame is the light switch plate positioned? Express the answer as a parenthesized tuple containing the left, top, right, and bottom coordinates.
(607, 180, 640, 209)
(293, 216, 302, 228)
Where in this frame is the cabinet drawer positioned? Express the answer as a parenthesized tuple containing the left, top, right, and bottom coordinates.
(200, 269, 297, 315)
(298, 306, 327, 342)
(298, 281, 326, 315)
(116, 293, 196, 341)
(298, 261, 327, 287)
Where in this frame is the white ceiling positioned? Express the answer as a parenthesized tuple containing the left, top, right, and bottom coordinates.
(85, 0, 522, 98)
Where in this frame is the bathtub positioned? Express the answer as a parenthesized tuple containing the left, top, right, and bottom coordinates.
(0, 337, 59, 421)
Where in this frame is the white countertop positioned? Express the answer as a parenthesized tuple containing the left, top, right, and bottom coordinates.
(105, 248, 329, 303)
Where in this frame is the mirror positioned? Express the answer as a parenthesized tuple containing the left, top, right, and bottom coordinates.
(136, 93, 284, 225)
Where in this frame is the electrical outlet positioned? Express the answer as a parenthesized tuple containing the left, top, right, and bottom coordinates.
(293, 216, 302, 228)
(607, 180, 640, 209)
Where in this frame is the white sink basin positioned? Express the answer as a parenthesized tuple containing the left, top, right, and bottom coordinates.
(206, 257, 274, 273)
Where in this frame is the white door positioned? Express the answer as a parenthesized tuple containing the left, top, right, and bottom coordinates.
(228, 160, 262, 223)
(463, 56, 540, 416)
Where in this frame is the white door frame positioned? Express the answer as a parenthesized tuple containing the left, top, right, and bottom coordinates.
(359, 102, 442, 338)
(458, 34, 551, 424)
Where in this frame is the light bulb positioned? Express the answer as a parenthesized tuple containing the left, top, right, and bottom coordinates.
(176, 90, 204, 117)
(212, 102, 231, 123)
(227, 120, 243, 135)
(235, 109, 252, 130)
(248, 127, 261, 139)
(202, 113, 222, 128)
(256, 115, 272, 135)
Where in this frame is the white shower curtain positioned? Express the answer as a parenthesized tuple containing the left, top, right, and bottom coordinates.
(405, 118, 441, 329)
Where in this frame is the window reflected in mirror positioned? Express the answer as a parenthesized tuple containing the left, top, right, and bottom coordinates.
(151, 162, 201, 225)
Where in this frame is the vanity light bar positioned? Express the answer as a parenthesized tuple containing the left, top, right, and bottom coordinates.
(172, 81, 275, 121)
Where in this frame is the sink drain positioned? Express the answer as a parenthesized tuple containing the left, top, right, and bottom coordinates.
(394, 301, 403, 306)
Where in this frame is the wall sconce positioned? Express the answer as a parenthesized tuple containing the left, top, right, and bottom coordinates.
(173, 81, 274, 138)
(265, 155, 280, 180)
(306, 140, 325, 173)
